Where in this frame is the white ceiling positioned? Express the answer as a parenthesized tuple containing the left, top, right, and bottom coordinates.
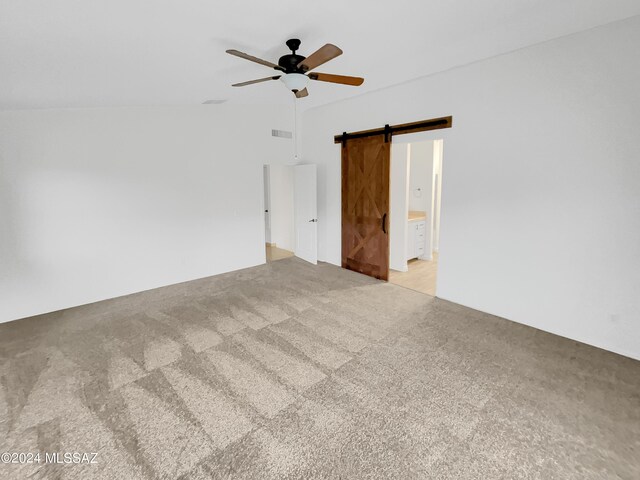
(1, 0, 639, 111)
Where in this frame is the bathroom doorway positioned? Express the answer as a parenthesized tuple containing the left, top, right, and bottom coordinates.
(388, 139, 444, 295)
(337, 116, 451, 287)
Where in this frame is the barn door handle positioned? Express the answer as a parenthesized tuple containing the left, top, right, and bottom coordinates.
(382, 213, 387, 234)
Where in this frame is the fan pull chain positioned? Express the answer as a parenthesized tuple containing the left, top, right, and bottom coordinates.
(293, 95, 299, 161)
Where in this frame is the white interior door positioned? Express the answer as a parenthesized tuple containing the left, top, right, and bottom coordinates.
(294, 164, 317, 264)
(263, 165, 271, 244)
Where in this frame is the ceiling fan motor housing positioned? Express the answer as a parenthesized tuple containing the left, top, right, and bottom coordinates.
(278, 39, 306, 73)
(278, 54, 306, 73)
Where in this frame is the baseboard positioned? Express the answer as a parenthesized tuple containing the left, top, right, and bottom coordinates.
(435, 293, 640, 362)
(0, 258, 267, 325)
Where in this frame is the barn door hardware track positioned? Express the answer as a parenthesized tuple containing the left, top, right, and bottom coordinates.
(335, 116, 452, 145)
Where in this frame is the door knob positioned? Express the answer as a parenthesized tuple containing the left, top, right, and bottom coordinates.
(308, 219, 318, 223)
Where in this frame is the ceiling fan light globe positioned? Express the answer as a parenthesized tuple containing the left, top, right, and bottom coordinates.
(280, 73, 308, 92)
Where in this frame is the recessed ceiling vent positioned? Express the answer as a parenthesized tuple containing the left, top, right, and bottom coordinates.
(272, 129, 293, 139)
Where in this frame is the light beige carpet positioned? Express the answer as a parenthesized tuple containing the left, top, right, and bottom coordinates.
(0, 257, 638, 479)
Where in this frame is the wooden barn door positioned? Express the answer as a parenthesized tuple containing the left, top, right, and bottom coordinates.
(341, 135, 390, 280)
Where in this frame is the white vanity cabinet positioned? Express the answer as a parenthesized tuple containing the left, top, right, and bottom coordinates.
(407, 218, 427, 260)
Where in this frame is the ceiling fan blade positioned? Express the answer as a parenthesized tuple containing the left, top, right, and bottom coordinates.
(295, 87, 309, 98)
(232, 76, 281, 87)
(308, 72, 364, 86)
(226, 49, 279, 69)
(298, 44, 343, 72)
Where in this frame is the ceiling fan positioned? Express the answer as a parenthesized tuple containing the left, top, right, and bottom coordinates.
(226, 39, 364, 98)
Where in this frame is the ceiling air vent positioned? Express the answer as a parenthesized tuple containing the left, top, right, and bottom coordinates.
(272, 129, 293, 139)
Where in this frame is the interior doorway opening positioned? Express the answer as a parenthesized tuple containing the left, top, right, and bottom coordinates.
(388, 139, 444, 295)
(263, 164, 295, 262)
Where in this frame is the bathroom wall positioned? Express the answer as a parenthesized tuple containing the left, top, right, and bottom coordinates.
(409, 141, 435, 260)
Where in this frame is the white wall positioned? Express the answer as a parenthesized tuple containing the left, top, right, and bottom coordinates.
(268, 164, 295, 251)
(0, 105, 293, 322)
(389, 143, 409, 272)
(302, 16, 640, 360)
